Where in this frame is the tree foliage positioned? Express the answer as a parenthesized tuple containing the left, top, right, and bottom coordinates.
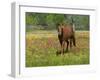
(26, 12, 89, 31)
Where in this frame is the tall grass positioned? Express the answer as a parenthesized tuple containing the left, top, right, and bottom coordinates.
(26, 31, 89, 67)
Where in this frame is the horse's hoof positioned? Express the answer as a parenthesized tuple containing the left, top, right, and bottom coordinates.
(65, 50, 68, 53)
(56, 50, 61, 56)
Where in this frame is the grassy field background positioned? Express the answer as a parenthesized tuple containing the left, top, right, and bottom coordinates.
(26, 31, 89, 67)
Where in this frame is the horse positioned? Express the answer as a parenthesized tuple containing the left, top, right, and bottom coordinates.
(57, 23, 76, 55)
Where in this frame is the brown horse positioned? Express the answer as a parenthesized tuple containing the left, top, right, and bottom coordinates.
(57, 23, 76, 55)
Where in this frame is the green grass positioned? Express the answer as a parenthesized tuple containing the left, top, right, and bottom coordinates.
(26, 31, 89, 67)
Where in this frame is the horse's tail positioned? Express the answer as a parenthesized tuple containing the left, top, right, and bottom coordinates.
(71, 20, 76, 46)
(72, 23, 75, 33)
(71, 17, 75, 32)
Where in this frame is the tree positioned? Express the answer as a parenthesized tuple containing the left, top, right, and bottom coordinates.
(26, 12, 89, 31)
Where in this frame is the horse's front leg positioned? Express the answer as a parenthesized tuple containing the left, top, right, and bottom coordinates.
(65, 40, 69, 52)
(61, 41, 65, 55)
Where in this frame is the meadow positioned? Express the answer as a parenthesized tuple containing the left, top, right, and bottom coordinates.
(26, 31, 89, 67)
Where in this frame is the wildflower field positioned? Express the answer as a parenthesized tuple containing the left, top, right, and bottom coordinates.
(26, 31, 89, 67)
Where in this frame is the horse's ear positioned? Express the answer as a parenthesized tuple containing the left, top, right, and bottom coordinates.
(56, 23, 59, 26)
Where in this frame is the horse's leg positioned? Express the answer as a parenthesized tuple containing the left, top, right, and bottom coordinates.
(58, 37, 66, 55)
(58, 38, 64, 55)
(65, 40, 69, 52)
(56, 40, 62, 56)
(63, 41, 65, 54)
(60, 41, 65, 55)
(70, 39, 72, 49)
(72, 36, 76, 46)
(59, 39, 62, 47)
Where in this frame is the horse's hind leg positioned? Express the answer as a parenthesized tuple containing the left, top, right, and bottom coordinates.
(70, 39, 72, 49)
(72, 36, 76, 46)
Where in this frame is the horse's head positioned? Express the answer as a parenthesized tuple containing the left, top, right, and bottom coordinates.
(58, 26, 62, 35)
(57, 24, 63, 35)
